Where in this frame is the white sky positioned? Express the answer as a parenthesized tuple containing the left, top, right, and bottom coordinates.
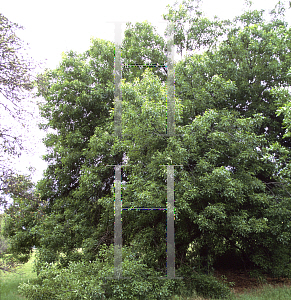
(0, 0, 290, 211)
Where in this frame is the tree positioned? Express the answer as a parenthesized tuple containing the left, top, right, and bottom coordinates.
(0, 213, 10, 256)
(162, 0, 231, 58)
(0, 13, 41, 211)
(167, 0, 291, 276)
(29, 39, 117, 267)
(6, 1, 291, 298)
(273, 85, 291, 139)
(19, 23, 170, 269)
(82, 68, 290, 277)
(122, 21, 167, 82)
(1, 172, 46, 263)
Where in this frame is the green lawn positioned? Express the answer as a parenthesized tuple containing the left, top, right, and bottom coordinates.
(0, 250, 37, 300)
(227, 285, 291, 300)
(1, 250, 290, 300)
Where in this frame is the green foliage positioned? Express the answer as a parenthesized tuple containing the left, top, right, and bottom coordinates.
(176, 264, 231, 299)
(0, 213, 10, 256)
(0, 13, 39, 212)
(1, 173, 46, 263)
(122, 21, 167, 82)
(19, 245, 231, 300)
(7, 1, 291, 299)
(162, 0, 230, 56)
(18, 244, 184, 300)
(272, 85, 291, 139)
(0, 250, 38, 300)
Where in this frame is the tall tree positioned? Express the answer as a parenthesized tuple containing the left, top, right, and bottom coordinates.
(29, 39, 118, 266)
(20, 21, 169, 268)
(4, 2, 291, 299)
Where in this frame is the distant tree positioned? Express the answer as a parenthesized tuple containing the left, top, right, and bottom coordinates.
(0, 213, 10, 256)
(1, 172, 46, 263)
(0, 13, 41, 211)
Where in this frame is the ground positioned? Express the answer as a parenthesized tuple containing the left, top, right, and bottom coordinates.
(213, 268, 291, 295)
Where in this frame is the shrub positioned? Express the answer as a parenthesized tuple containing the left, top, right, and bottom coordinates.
(0, 235, 9, 256)
(19, 244, 231, 299)
(176, 264, 231, 299)
(18, 244, 185, 300)
(0, 214, 10, 257)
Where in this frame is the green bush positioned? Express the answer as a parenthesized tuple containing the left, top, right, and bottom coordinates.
(0, 235, 9, 256)
(176, 264, 231, 299)
(18, 244, 185, 300)
(192, 273, 230, 299)
(18, 244, 231, 300)
(0, 252, 24, 273)
(0, 213, 10, 257)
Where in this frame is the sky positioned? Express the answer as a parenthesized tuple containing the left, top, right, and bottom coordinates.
(1, 0, 290, 211)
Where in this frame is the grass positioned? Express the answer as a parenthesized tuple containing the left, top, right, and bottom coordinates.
(227, 285, 291, 300)
(168, 285, 291, 300)
(0, 249, 290, 300)
(0, 250, 37, 300)
(168, 284, 291, 300)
